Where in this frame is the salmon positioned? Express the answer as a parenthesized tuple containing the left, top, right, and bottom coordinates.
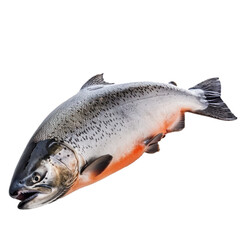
(9, 74, 237, 209)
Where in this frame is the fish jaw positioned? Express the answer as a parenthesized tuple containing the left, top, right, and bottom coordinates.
(9, 178, 55, 209)
(15, 190, 40, 209)
(10, 184, 66, 209)
(10, 186, 47, 209)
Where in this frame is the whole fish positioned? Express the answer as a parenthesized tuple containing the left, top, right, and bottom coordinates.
(9, 74, 236, 209)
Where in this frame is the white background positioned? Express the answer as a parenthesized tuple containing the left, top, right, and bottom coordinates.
(0, 1, 239, 239)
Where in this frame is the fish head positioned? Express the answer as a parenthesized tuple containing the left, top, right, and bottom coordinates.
(9, 139, 79, 209)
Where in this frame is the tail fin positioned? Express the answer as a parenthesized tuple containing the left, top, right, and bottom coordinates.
(189, 78, 237, 121)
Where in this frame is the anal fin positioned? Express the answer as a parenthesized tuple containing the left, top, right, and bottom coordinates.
(167, 113, 185, 133)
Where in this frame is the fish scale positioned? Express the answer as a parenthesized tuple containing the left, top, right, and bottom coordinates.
(9, 74, 237, 209)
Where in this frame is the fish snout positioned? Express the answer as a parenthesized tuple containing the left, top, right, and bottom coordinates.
(9, 179, 25, 199)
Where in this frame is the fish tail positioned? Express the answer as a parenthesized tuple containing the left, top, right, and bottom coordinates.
(189, 78, 237, 121)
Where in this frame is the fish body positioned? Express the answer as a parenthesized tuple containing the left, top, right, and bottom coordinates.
(9, 74, 237, 209)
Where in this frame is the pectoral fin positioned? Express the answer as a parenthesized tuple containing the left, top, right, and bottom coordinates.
(80, 155, 113, 177)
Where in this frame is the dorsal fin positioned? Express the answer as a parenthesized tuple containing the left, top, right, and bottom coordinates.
(80, 74, 114, 90)
(169, 81, 177, 86)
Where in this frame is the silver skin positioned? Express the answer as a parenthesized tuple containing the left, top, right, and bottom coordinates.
(9, 74, 236, 209)
(32, 75, 205, 163)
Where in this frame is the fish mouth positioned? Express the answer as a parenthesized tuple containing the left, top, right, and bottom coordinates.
(15, 191, 39, 209)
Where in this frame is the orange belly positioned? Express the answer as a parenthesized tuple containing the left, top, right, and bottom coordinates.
(65, 144, 146, 196)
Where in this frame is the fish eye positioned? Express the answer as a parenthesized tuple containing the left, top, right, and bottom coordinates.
(32, 172, 42, 183)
